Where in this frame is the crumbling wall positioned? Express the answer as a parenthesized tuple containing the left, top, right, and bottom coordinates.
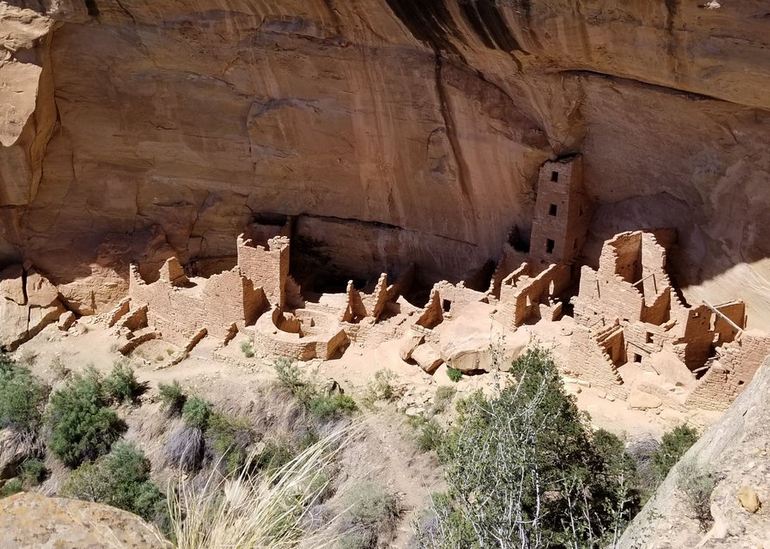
(415, 287, 444, 329)
(487, 244, 527, 299)
(129, 258, 265, 347)
(341, 273, 391, 323)
(254, 306, 348, 360)
(686, 332, 770, 411)
(497, 263, 570, 327)
(566, 324, 629, 399)
(573, 264, 644, 327)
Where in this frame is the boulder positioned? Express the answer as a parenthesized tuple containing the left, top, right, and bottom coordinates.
(0, 493, 169, 548)
(738, 486, 761, 513)
(398, 327, 425, 361)
(411, 343, 443, 375)
(57, 311, 76, 331)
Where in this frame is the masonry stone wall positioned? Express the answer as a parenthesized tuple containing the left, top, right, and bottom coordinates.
(567, 324, 629, 399)
(237, 234, 289, 308)
(686, 332, 770, 411)
(254, 306, 348, 360)
(529, 156, 590, 265)
(497, 263, 570, 327)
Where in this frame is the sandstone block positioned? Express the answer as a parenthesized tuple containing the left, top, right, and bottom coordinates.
(398, 328, 424, 361)
(411, 343, 443, 375)
(57, 311, 76, 331)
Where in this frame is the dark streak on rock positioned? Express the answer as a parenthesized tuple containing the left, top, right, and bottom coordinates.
(384, 0, 462, 56)
(664, 0, 680, 78)
(434, 51, 473, 202)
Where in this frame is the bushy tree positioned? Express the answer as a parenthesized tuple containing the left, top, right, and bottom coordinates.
(182, 396, 211, 430)
(47, 370, 124, 467)
(158, 381, 186, 416)
(103, 362, 145, 404)
(422, 348, 640, 548)
(0, 356, 47, 432)
(652, 425, 699, 481)
(64, 442, 167, 527)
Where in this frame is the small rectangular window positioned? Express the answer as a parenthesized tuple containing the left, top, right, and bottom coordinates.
(442, 299, 452, 312)
(548, 204, 558, 216)
(646, 332, 653, 343)
(633, 353, 642, 363)
(551, 171, 559, 182)
(546, 239, 555, 254)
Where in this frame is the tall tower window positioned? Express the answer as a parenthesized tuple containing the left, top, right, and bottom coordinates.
(546, 239, 555, 254)
(551, 171, 559, 182)
(548, 204, 558, 216)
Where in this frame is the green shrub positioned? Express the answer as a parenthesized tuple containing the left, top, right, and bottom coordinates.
(273, 359, 315, 403)
(47, 370, 124, 467)
(445, 367, 462, 383)
(182, 396, 211, 430)
(309, 394, 357, 422)
(0, 358, 47, 431)
(410, 417, 444, 452)
(677, 460, 716, 531)
(431, 386, 456, 414)
(0, 478, 22, 498)
(652, 425, 699, 481)
(63, 442, 167, 528)
(20, 458, 46, 487)
(158, 381, 186, 416)
(338, 482, 401, 549)
(240, 340, 255, 358)
(425, 347, 640, 547)
(252, 440, 295, 475)
(206, 412, 254, 475)
(103, 362, 144, 404)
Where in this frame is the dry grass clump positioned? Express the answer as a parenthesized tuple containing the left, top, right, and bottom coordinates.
(168, 428, 348, 549)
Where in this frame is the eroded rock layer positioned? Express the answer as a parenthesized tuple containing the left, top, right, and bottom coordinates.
(1, 1, 769, 328)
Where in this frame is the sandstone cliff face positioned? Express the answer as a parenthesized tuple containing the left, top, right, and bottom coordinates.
(0, 1, 769, 325)
(619, 358, 770, 548)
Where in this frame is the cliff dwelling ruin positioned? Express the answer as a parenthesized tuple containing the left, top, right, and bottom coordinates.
(1, 156, 768, 415)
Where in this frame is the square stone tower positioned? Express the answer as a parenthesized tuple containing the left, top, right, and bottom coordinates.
(529, 155, 590, 265)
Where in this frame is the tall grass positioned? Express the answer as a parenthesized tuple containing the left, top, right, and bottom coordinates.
(168, 428, 347, 548)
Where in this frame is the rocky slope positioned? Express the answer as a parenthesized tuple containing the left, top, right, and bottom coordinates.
(619, 356, 770, 548)
(0, 492, 167, 548)
(1, 1, 769, 326)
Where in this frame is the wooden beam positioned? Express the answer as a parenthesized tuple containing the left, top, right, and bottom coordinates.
(702, 299, 744, 335)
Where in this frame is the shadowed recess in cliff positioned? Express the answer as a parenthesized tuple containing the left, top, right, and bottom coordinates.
(385, 0, 462, 54)
(386, 0, 524, 54)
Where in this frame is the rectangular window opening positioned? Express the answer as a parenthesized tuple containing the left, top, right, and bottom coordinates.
(546, 239, 555, 254)
(548, 204, 558, 216)
(550, 171, 559, 182)
(645, 332, 653, 343)
(442, 299, 452, 312)
(633, 353, 642, 363)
